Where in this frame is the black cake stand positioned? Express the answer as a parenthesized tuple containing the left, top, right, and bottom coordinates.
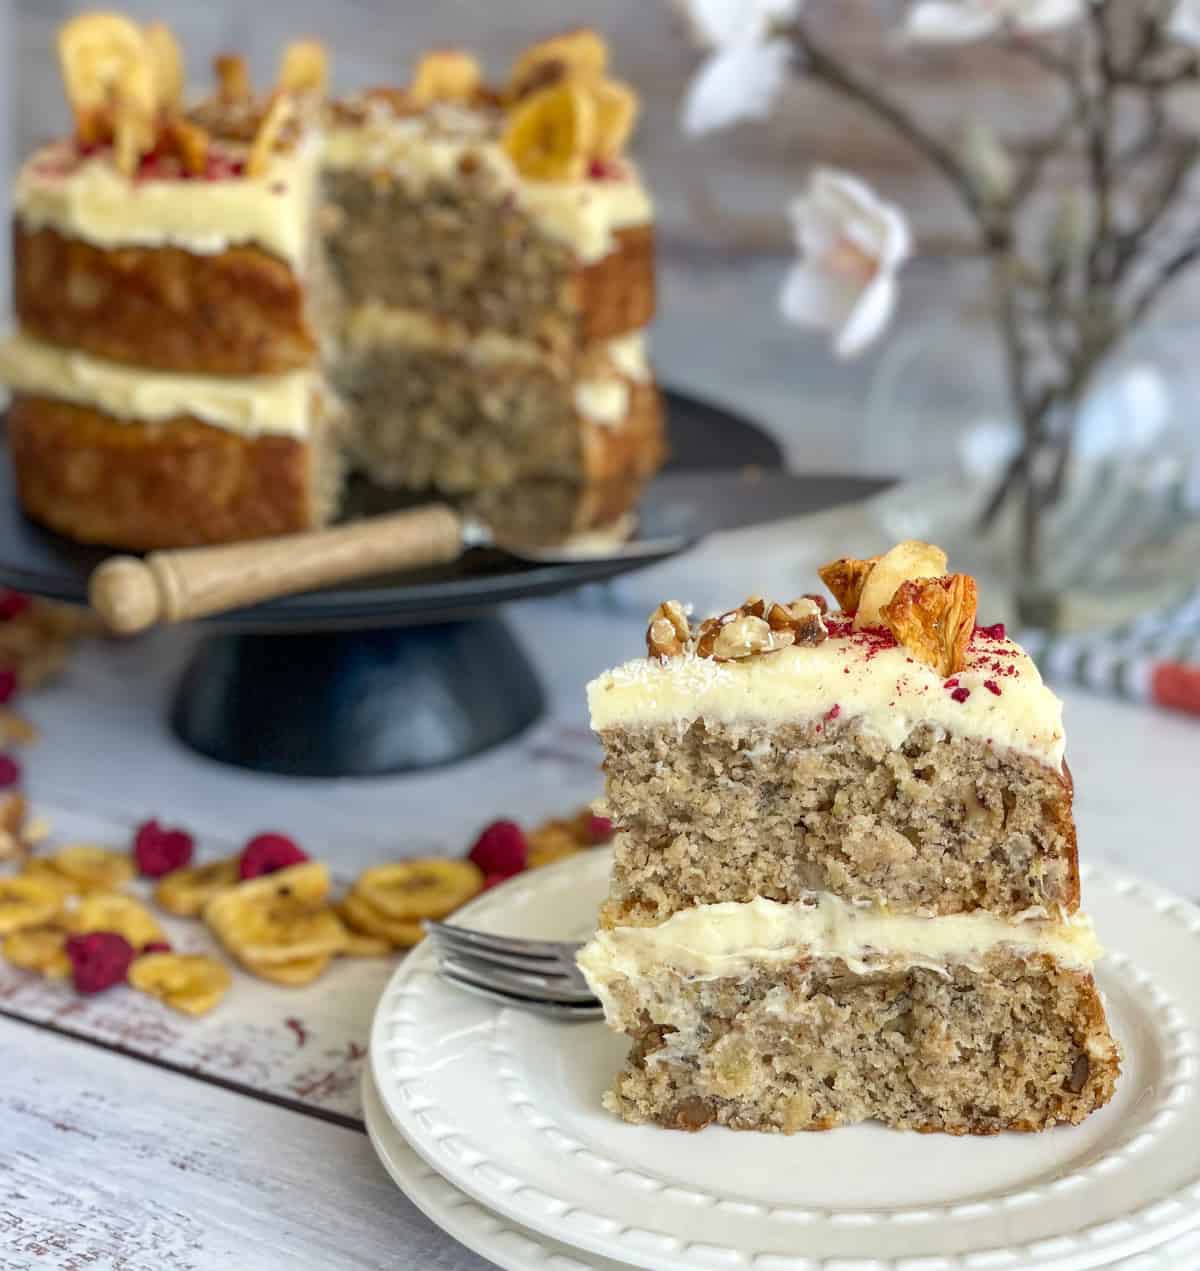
(0, 390, 783, 777)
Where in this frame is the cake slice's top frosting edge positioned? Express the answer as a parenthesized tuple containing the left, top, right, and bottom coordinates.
(587, 620, 1066, 770)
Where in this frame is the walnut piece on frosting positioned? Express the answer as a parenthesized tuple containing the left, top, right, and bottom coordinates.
(646, 601, 690, 660)
(881, 574, 977, 677)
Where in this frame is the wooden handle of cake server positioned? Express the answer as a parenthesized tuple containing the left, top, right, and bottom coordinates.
(87, 504, 465, 635)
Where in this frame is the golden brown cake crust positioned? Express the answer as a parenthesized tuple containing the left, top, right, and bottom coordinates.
(13, 222, 317, 376)
(580, 380, 666, 485)
(574, 225, 656, 343)
(8, 394, 325, 549)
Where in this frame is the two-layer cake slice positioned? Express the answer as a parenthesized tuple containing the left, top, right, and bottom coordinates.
(579, 541, 1120, 1134)
(1, 16, 336, 549)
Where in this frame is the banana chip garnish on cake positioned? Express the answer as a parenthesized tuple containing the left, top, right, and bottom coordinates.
(354, 860, 483, 923)
(591, 79, 638, 160)
(215, 52, 252, 101)
(278, 39, 328, 97)
(3, 925, 70, 979)
(143, 20, 184, 110)
(52, 843, 135, 892)
(57, 12, 148, 130)
(246, 92, 295, 177)
(817, 555, 879, 615)
(410, 49, 482, 105)
(882, 573, 978, 678)
(154, 857, 239, 917)
(0, 875, 64, 934)
(70, 892, 164, 949)
(510, 28, 609, 99)
(129, 952, 231, 1016)
(503, 81, 596, 181)
(854, 540, 948, 629)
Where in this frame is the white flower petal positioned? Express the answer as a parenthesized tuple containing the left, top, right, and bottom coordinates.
(834, 273, 897, 358)
(905, 2, 1002, 43)
(1169, 0, 1200, 47)
(1018, 0, 1084, 33)
(779, 260, 859, 331)
(683, 0, 802, 48)
(681, 40, 792, 134)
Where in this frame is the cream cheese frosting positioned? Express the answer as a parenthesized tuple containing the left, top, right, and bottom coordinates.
(14, 138, 320, 268)
(323, 105, 652, 265)
(0, 333, 317, 438)
(578, 893, 1101, 991)
(588, 620, 1066, 769)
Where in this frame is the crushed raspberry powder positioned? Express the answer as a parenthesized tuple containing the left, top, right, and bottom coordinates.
(0, 669, 16, 704)
(66, 932, 135, 994)
(586, 815, 614, 844)
(825, 704, 841, 721)
(950, 686, 971, 704)
(943, 678, 960, 689)
(0, 754, 20, 788)
(239, 833, 309, 879)
(974, 622, 1006, 641)
(468, 820, 527, 879)
(0, 590, 30, 621)
(133, 819, 194, 877)
(984, 680, 1002, 696)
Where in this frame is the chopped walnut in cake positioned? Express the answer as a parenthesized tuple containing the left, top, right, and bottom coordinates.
(645, 596, 827, 663)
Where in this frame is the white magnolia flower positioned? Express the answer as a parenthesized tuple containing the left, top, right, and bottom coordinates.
(906, 0, 1083, 44)
(1167, 0, 1200, 47)
(680, 0, 800, 135)
(779, 169, 912, 359)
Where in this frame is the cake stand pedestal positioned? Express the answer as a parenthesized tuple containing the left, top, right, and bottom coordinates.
(0, 390, 783, 777)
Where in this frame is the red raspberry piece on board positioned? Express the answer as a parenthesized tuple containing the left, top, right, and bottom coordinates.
(239, 833, 309, 879)
(481, 873, 510, 891)
(586, 815, 615, 845)
(468, 820, 527, 878)
(132, 819, 194, 877)
(0, 669, 16, 704)
(0, 754, 20, 788)
(66, 932, 135, 994)
(141, 940, 172, 955)
(0, 590, 31, 621)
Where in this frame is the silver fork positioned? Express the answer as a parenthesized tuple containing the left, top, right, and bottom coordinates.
(423, 921, 603, 1021)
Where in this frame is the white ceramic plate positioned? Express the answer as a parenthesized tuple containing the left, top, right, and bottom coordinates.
(371, 853, 1200, 1271)
(361, 1067, 1200, 1271)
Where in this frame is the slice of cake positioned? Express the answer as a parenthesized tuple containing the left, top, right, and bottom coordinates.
(578, 540, 1120, 1133)
(321, 33, 663, 539)
(1, 16, 337, 549)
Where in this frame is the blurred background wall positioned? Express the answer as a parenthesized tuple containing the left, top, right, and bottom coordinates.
(5, 0, 1184, 476)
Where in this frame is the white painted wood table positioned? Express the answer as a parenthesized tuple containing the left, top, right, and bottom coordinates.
(2, 515, 1198, 1271)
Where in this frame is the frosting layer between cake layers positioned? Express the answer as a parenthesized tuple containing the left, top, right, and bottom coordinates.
(579, 891, 1101, 996)
(0, 333, 317, 438)
(15, 140, 320, 268)
(588, 625, 1066, 770)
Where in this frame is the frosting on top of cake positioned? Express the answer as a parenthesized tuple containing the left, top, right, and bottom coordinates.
(0, 333, 317, 438)
(14, 137, 320, 268)
(578, 891, 1101, 989)
(587, 619, 1066, 769)
(323, 102, 652, 264)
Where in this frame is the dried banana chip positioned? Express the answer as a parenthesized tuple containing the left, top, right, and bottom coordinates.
(526, 824, 582, 869)
(143, 20, 184, 109)
(591, 78, 637, 160)
(354, 859, 482, 923)
(339, 893, 424, 949)
(502, 81, 595, 181)
(129, 952, 231, 1016)
(411, 49, 482, 105)
(510, 28, 608, 98)
(0, 875, 64, 933)
(246, 92, 294, 177)
(339, 927, 394, 958)
(52, 843, 134, 892)
(71, 892, 164, 949)
(57, 12, 148, 113)
(241, 953, 330, 986)
(154, 857, 239, 917)
(278, 39, 328, 97)
(19, 858, 81, 900)
(3, 925, 70, 978)
(205, 862, 342, 965)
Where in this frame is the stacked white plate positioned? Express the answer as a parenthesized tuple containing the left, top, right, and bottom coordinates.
(365, 852, 1200, 1270)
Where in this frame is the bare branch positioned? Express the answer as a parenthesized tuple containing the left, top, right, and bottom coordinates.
(1108, 135, 1200, 283)
(1127, 237, 1200, 326)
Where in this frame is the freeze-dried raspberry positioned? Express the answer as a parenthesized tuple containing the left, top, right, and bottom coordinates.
(975, 622, 1006, 641)
(467, 820, 527, 879)
(66, 931, 135, 994)
(586, 815, 615, 845)
(0, 755, 20, 789)
(481, 873, 510, 891)
(141, 940, 172, 955)
(0, 669, 16, 704)
(239, 833, 308, 879)
(0, 591, 31, 621)
(133, 819, 194, 877)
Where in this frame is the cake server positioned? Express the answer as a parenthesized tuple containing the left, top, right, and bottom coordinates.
(87, 468, 891, 635)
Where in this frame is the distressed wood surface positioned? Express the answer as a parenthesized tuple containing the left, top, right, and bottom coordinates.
(0, 1015, 496, 1271)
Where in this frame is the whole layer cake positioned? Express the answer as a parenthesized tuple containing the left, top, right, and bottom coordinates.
(0, 16, 663, 549)
(578, 540, 1120, 1134)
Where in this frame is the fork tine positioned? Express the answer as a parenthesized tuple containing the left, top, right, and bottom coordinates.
(424, 921, 582, 961)
(427, 937, 580, 977)
(437, 968, 604, 1020)
(437, 955, 600, 1004)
